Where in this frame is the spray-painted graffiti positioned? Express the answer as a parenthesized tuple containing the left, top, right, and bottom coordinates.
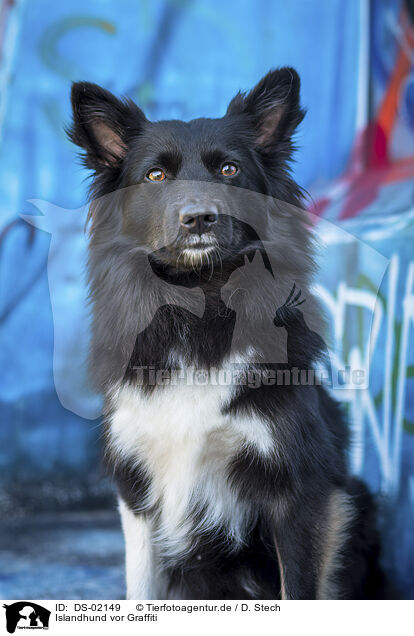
(316, 253, 414, 496)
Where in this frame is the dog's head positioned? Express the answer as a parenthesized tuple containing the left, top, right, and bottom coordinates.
(69, 68, 305, 271)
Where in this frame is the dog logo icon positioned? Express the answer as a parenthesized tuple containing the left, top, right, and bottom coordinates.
(2, 602, 50, 633)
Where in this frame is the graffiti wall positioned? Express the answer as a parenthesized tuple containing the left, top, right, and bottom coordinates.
(0, 0, 362, 492)
(311, 0, 414, 594)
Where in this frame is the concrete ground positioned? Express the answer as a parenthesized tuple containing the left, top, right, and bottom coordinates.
(0, 509, 410, 600)
(0, 511, 125, 599)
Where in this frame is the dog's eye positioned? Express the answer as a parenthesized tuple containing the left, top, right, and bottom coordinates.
(146, 168, 166, 182)
(221, 163, 238, 177)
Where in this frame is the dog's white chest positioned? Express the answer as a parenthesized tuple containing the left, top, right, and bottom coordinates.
(108, 378, 273, 555)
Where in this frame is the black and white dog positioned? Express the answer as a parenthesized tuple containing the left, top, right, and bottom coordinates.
(69, 68, 385, 599)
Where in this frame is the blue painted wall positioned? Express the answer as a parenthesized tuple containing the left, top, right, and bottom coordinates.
(0, 0, 362, 481)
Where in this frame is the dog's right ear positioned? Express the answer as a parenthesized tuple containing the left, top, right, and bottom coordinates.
(68, 82, 146, 171)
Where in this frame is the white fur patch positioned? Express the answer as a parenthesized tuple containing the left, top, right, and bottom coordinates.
(108, 361, 274, 565)
(317, 489, 356, 599)
(119, 499, 155, 599)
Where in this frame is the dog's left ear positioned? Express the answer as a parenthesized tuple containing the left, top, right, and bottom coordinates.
(226, 68, 305, 151)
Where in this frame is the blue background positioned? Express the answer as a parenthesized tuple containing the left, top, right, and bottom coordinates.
(0, 0, 361, 482)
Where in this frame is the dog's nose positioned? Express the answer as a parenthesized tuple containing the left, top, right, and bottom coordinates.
(179, 205, 218, 235)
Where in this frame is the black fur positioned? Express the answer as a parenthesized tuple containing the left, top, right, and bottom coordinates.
(69, 68, 386, 599)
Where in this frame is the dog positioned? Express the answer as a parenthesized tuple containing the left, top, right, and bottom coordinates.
(68, 67, 385, 599)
